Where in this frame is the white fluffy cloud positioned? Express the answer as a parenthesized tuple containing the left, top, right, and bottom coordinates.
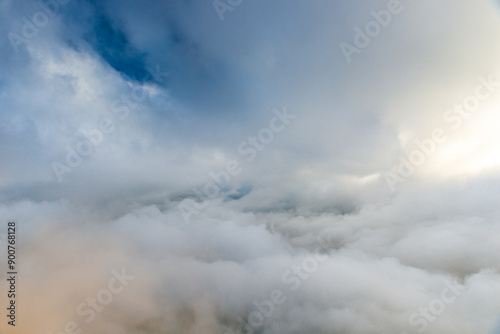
(1, 0, 500, 333)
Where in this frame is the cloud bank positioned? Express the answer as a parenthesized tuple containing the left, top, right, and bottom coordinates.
(1, 0, 500, 333)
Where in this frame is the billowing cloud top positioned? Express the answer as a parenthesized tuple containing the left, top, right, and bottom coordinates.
(1, 0, 500, 333)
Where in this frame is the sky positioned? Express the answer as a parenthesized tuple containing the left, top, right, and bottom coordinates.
(1, 0, 500, 333)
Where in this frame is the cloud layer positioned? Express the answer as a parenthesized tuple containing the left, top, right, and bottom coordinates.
(1, 0, 500, 333)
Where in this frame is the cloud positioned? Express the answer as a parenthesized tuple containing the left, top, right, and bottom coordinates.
(1, 0, 500, 333)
